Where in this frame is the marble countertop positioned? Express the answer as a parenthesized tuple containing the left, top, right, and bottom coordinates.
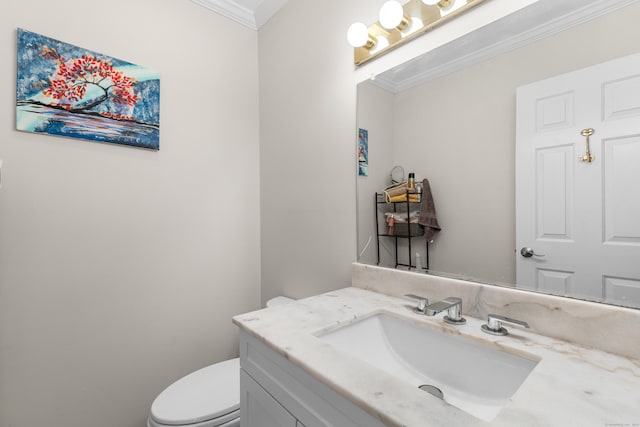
(233, 287, 640, 427)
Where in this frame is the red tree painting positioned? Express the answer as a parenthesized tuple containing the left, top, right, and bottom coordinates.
(17, 29, 160, 150)
(40, 46, 139, 120)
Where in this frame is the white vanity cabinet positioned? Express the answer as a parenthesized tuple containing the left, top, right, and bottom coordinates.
(240, 370, 298, 426)
(239, 330, 388, 427)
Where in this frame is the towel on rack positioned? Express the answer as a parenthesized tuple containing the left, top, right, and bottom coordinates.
(388, 193, 421, 203)
(383, 181, 408, 202)
(418, 178, 441, 241)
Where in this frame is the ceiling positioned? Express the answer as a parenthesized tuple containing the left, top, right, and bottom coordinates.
(191, 0, 288, 30)
(191, 0, 636, 85)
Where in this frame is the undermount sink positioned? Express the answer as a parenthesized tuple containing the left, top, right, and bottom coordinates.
(316, 312, 538, 421)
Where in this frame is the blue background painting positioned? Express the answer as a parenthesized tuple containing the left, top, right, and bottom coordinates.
(358, 128, 368, 176)
(16, 28, 160, 150)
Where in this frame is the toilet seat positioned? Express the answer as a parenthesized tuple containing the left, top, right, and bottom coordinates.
(148, 412, 238, 427)
(148, 297, 294, 427)
(149, 358, 240, 427)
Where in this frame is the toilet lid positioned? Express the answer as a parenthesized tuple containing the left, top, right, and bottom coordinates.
(150, 358, 240, 425)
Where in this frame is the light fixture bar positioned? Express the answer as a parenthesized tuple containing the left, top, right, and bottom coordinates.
(351, 0, 488, 66)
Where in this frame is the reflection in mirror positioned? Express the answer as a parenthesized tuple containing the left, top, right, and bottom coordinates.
(356, 2, 640, 309)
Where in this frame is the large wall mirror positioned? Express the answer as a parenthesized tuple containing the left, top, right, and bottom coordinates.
(356, 0, 640, 309)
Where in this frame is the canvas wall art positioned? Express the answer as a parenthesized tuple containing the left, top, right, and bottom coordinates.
(16, 28, 160, 150)
(358, 128, 368, 176)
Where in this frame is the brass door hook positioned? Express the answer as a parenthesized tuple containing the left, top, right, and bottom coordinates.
(579, 128, 595, 163)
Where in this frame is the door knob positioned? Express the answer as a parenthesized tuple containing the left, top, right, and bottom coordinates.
(520, 247, 545, 258)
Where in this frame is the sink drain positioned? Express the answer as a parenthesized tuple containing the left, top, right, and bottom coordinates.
(419, 384, 444, 400)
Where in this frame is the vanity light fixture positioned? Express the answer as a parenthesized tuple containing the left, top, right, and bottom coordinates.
(347, 22, 376, 49)
(438, 0, 470, 17)
(371, 36, 390, 54)
(348, 0, 487, 66)
(379, 1, 411, 30)
(422, 0, 464, 15)
(422, 0, 451, 7)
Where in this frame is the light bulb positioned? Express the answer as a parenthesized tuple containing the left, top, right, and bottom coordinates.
(347, 22, 371, 48)
(379, 1, 404, 30)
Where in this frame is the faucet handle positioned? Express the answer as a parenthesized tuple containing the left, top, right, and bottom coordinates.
(481, 314, 530, 336)
(441, 297, 466, 325)
(422, 297, 466, 325)
(404, 294, 429, 314)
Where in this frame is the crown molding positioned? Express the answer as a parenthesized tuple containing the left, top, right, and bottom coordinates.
(374, 0, 639, 93)
(191, 0, 287, 30)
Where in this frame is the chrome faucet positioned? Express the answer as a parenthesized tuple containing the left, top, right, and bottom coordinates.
(405, 294, 429, 314)
(424, 297, 466, 325)
(481, 314, 530, 336)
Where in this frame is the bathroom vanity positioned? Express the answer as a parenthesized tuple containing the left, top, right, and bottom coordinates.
(233, 264, 640, 426)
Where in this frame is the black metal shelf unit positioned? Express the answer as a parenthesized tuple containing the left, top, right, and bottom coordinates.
(375, 192, 429, 270)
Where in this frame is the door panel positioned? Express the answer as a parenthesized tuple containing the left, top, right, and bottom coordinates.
(604, 276, 640, 307)
(602, 74, 640, 120)
(535, 91, 574, 131)
(604, 135, 640, 243)
(537, 269, 574, 295)
(516, 52, 640, 308)
(536, 145, 573, 239)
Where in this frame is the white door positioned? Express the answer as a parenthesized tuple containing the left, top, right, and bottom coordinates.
(516, 53, 640, 308)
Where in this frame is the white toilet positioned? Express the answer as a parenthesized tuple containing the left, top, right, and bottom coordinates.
(147, 296, 294, 427)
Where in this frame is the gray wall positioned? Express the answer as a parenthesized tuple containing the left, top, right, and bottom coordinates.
(0, 1, 260, 426)
(258, 0, 363, 303)
(356, 82, 395, 266)
(257, 0, 556, 303)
